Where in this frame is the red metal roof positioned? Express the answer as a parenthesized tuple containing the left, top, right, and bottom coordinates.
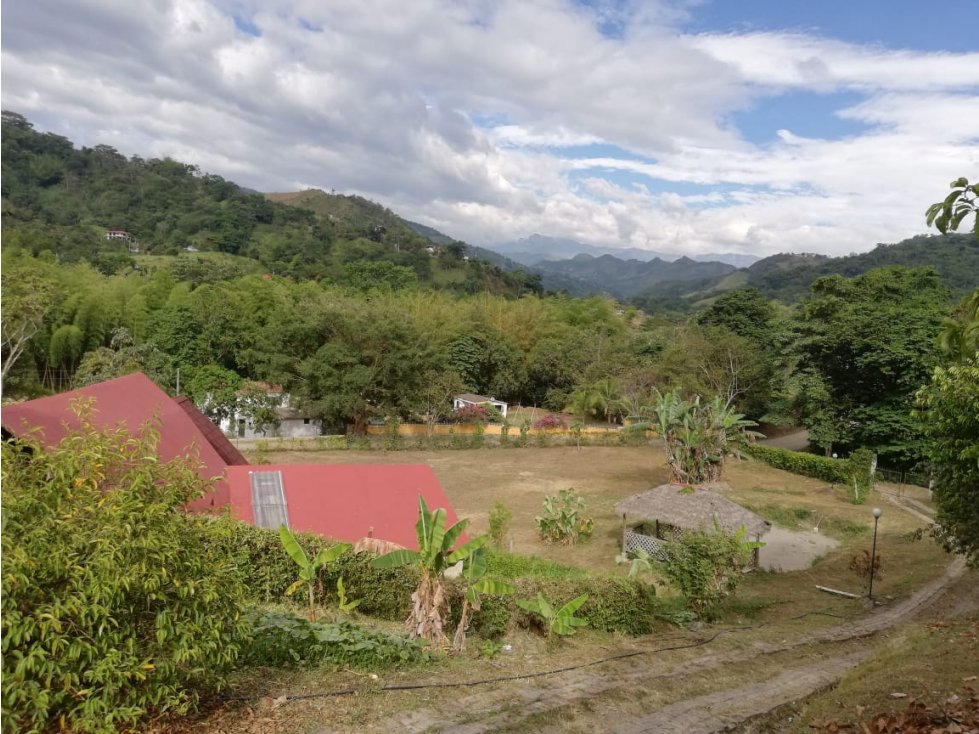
(173, 396, 248, 466)
(226, 464, 465, 550)
(1, 373, 230, 510)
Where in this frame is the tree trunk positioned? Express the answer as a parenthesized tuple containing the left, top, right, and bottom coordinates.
(452, 598, 473, 653)
(407, 571, 448, 647)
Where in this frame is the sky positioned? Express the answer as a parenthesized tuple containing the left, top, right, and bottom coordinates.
(3, 0, 978, 258)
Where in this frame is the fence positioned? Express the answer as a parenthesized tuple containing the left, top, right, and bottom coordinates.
(876, 466, 931, 489)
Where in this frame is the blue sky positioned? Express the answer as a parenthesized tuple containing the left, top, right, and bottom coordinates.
(2, 0, 977, 257)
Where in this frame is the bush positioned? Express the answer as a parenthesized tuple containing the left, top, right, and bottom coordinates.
(1, 410, 247, 734)
(209, 519, 419, 618)
(660, 525, 760, 619)
(536, 489, 594, 545)
(241, 610, 429, 669)
(488, 502, 513, 550)
(451, 404, 491, 424)
(532, 413, 567, 430)
(468, 576, 659, 638)
(743, 443, 851, 483)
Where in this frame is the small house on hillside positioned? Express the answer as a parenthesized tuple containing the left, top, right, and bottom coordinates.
(1, 372, 247, 511)
(226, 464, 464, 550)
(452, 393, 508, 418)
(615, 483, 770, 565)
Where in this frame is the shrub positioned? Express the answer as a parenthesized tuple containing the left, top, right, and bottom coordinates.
(208, 519, 419, 618)
(241, 610, 430, 669)
(469, 576, 659, 638)
(532, 413, 567, 430)
(536, 489, 594, 545)
(488, 501, 513, 550)
(743, 443, 851, 483)
(1, 409, 247, 734)
(660, 524, 762, 619)
(451, 404, 491, 424)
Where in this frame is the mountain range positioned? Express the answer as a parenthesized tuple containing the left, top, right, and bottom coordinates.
(490, 234, 760, 268)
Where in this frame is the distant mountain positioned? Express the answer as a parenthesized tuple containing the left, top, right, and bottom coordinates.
(489, 233, 759, 268)
(632, 233, 979, 308)
(533, 253, 737, 298)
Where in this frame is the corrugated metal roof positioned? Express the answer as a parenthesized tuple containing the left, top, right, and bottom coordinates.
(227, 463, 465, 550)
(172, 395, 248, 465)
(2, 373, 232, 510)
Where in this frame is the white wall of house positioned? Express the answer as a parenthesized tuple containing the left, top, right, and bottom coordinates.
(452, 397, 508, 418)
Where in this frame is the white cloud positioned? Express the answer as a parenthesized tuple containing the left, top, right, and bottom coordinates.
(2, 0, 977, 258)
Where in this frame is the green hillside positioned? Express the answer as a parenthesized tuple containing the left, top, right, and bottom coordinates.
(0, 112, 540, 297)
(633, 234, 979, 306)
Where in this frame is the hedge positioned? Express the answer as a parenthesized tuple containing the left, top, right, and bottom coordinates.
(743, 443, 851, 484)
(205, 517, 419, 618)
(213, 519, 663, 637)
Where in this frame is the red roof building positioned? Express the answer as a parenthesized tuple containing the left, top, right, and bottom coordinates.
(4, 373, 466, 547)
(226, 463, 464, 550)
(1, 372, 243, 510)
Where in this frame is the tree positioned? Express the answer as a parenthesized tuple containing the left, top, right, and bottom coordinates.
(418, 370, 466, 436)
(372, 497, 483, 647)
(185, 364, 243, 424)
(915, 357, 979, 565)
(73, 327, 173, 388)
(793, 267, 949, 467)
(1, 264, 57, 384)
(653, 325, 771, 417)
(236, 384, 282, 436)
(926, 176, 979, 237)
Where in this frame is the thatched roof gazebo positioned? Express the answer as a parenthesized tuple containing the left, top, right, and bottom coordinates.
(615, 484, 771, 562)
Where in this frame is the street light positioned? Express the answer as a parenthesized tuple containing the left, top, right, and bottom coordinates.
(868, 508, 882, 602)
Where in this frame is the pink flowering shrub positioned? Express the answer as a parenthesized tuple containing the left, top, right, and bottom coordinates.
(532, 413, 567, 430)
(451, 404, 490, 424)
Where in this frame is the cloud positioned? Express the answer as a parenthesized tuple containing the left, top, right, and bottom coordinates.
(2, 0, 977, 258)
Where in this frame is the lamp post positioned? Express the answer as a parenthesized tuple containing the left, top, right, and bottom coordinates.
(868, 507, 882, 602)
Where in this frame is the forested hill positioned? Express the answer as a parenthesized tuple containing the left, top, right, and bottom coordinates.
(0, 111, 540, 297)
(632, 233, 979, 310)
(742, 234, 979, 302)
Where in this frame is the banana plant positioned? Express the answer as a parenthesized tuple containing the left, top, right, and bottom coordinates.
(336, 577, 361, 613)
(279, 525, 351, 621)
(516, 592, 589, 638)
(451, 541, 515, 652)
(373, 496, 484, 647)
